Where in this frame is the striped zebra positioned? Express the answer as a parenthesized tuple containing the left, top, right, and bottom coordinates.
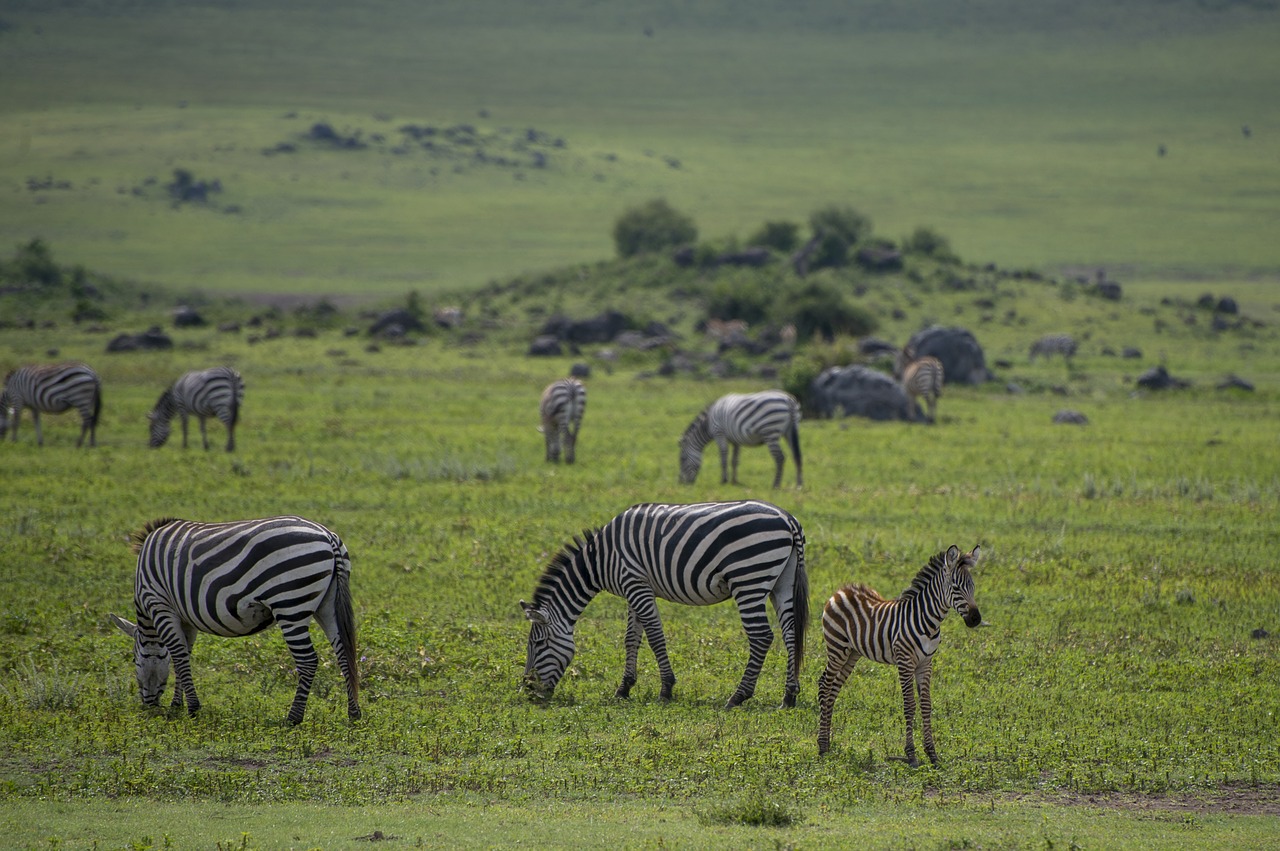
(149, 367, 245, 451)
(1029, 333, 1077, 362)
(109, 516, 360, 725)
(900, 356, 944, 424)
(0, 362, 102, 447)
(679, 390, 803, 488)
(817, 545, 982, 766)
(539, 377, 586, 464)
(520, 500, 808, 708)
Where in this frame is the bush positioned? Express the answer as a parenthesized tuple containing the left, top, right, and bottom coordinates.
(704, 273, 774, 325)
(778, 276, 878, 342)
(903, 225, 959, 263)
(806, 205, 873, 270)
(612, 199, 698, 259)
(747, 220, 800, 253)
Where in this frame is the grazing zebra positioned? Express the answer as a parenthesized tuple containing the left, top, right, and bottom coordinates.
(538, 377, 586, 464)
(1029, 334, 1077, 362)
(520, 500, 808, 708)
(817, 545, 982, 766)
(0, 362, 101, 447)
(149, 367, 245, 451)
(900, 356, 944, 424)
(679, 390, 803, 488)
(109, 516, 360, 725)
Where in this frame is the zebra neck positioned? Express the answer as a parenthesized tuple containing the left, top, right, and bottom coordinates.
(531, 539, 605, 625)
(681, 414, 712, 450)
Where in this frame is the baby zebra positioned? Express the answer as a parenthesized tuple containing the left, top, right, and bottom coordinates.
(538, 377, 586, 463)
(817, 545, 982, 766)
(149, 367, 245, 451)
(900, 355, 944, 424)
(0, 362, 102, 447)
(110, 516, 360, 725)
(679, 390, 803, 488)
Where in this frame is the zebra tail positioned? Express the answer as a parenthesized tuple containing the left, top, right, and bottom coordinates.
(334, 558, 360, 706)
(788, 417, 802, 470)
(792, 531, 809, 670)
(91, 379, 102, 427)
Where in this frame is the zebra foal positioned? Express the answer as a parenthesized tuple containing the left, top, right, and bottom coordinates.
(0, 362, 101, 447)
(521, 500, 808, 708)
(900, 356, 944, 424)
(110, 516, 360, 725)
(679, 390, 803, 488)
(539, 377, 586, 463)
(149, 366, 245, 451)
(817, 545, 982, 766)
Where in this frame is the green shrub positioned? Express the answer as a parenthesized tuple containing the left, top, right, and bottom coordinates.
(612, 199, 698, 259)
(747, 220, 801, 253)
(777, 276, 878, 342)
(903, 225, 959, 263)
(806, 204, 873, 270)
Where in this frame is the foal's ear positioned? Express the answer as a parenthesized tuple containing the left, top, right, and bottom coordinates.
(520, 600, 549, 626)
(108, 613, 137, 638)
(945, 544, 961, 565)
(968, 545, 982, 566)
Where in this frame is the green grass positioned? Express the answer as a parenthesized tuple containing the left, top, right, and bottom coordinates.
(1, 1, 1277, 296)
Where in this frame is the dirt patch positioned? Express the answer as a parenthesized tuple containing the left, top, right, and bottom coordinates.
(1011, 784, 1280, 816)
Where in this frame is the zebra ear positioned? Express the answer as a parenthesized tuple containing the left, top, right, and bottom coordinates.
(108, 613, 138, 638)
(520, 600, 549, 626)
(945, 545, 961, 565)
(968, 545, 981, 566)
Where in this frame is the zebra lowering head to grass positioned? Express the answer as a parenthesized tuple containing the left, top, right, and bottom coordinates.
(109, 516, 360, 725)
(0, 362, 101, 447)
(817, 545, 982, 766)
(538, 377, 586, 463)
(900, 355, 944, 424)
(149, 366, 245, 451)
(520, 500, 808, 708)
(679, 390, 803, 488)
(1029, 333, 1077, 362)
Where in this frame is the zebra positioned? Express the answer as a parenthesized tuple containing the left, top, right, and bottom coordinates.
(0, 362, 102, 447)
(1029, 334, 1077, 362)
(109, 516, 360, 725)
(817, 545, 982, 766)
(520, 500, 808, 708)
(149, 366, 245, 451)
(900, 356, 944, 424)
(678, 390, 803, 488)
(538, 377, 586, 463)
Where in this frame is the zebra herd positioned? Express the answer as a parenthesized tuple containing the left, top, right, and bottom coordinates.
(0, 362, 244, 451)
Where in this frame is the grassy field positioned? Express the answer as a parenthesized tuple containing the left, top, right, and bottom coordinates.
(1, 0, 1278, 296)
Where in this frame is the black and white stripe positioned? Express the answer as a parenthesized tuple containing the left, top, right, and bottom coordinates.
(520, 500, 808, 708)
(817, 545, 982, 765)
(679, 390, 803, 488)
(109, 516, 360, 725)
(901, 356, 944, 424)
(538, 377, 586, 463)
(1029, 334, 1077, 362)
(0, 362, 102, 447)
(149, 367, 245, 451)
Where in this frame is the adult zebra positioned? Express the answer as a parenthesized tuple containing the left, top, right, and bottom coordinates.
(900, 355, 944, 424)
(817, 545, 982, 766)
(149, 366, 245, 451)
(1029, 333, 1077, 362)
(679, 390, 803, 488)
(0, 362, 101, 447)
(538, 377, 586, 464)
(109, 516, 360, 725)
(521, 500, 808, 708)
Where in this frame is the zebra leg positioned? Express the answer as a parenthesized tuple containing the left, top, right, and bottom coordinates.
(726, 596, 772, 708)
(280, 620, 319, 725)
(77, 413, 90, 448)
(775, 601, 801, 708)
(544, 429, 560, 463)
(615, 607, 643, 698)
(897, 663, 920, 767)
(198, 416, 210, 451)
(767, 439, 784, 489)
(314, 595, 361, 721)
(563, 426, 576, 464)
(162, 618, 199, 715)
(817, 652, 857, 755)
(730, 444, 742, 485)
(716, 437, 731, 484)
(179, 413, 190, 449)
(917, 665, 939, 765)
(32, 410, 42, 447)
(628, 594, 676, 700)
(224, 418, 235, 452)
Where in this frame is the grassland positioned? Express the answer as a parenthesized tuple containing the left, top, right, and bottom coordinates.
(1, 1, 1279, 848)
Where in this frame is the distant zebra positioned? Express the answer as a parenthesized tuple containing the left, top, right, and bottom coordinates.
(817, 545, 982, 766)
(109, 516, 360, 725)
(521, 500, 808, 708)
(538, 377, 586, 463)
(679, 390, 803, 488)
(1029, 334, 1077, 362)
(149, 367, 245, 451)
(0, 362, 101, 447)
(900, 356, 944, 424)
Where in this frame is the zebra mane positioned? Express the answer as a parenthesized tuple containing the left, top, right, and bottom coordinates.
(531, 529, 598, 605)
(129, 517, 184, 554)
(899, 549, 950, 601)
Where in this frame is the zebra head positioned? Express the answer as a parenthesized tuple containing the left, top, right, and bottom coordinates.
(147, 390, 175, 448)
(519, 600, 574, 700)
(109, 613, 171, 705)
(677, 412, 710, 484)
(946, 545, 983, 628)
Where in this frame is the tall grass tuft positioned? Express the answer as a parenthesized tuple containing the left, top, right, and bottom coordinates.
(698, 788, 802, 828)
(2, 656, 83, 711)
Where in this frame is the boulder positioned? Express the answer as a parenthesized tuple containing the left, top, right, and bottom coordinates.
(106, 326, 173, 352)
(904, 326, 992, 384)
(809, 365, 920, 422)
(1136, 365, 1190, 390)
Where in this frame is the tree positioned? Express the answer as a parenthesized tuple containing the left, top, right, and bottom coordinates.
(612, 199, 697, 259)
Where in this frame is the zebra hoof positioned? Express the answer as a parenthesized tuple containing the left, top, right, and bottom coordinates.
(781, 693, 797, 709)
